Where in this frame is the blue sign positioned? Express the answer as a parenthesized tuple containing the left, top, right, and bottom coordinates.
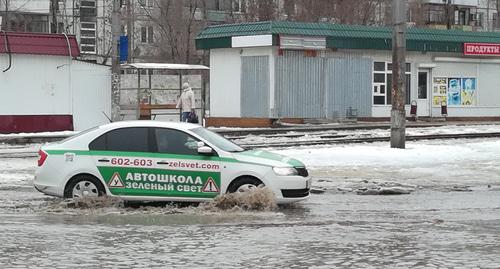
(119, 35, 128, 63)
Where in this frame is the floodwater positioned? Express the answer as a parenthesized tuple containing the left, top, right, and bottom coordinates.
(1, 155, 500, 268)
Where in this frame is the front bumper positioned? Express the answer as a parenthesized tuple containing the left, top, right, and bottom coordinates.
(281, 188, 310, 198)
(265, 171, 312, 203)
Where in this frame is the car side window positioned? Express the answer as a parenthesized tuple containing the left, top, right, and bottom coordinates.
(89, 133, 106, 150)
(89, 127, 150, 152)
(154, 128, 200, 155)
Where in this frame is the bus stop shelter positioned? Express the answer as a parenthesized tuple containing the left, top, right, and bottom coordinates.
(120, 63, 210, 124)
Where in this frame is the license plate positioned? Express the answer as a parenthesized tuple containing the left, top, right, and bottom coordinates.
(306, 179, 311, 189)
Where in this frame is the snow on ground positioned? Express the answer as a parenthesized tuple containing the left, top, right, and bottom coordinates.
(0, 130, 77, 138)
(2, 125, 500, 191)
(273, 138, 500, 190)
(233, 124, 500, 145)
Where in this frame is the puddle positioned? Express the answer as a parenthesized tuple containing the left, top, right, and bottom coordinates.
(35, 187, 278, 216)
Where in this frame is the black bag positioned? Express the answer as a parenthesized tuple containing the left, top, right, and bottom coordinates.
(187, 111, 199, 123)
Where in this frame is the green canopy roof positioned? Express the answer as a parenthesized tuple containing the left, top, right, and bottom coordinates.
(196, 21, 500, 52)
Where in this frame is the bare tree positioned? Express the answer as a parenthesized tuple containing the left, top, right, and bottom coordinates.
(1, 0, 10, 31)
(408, 0, 427, 27)
(141, 0, 205, 63)
(288, 0, 385, 25)
(244, 0, 279, 21)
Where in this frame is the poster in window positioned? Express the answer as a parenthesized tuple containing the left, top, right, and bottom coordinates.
(433, 96, 447, 106)
(439, 85, 447, 95)
(461, 78, 477, 106)
(433, 78, 447, 85)
(432, 77, 448, 106)
(448, 78, 462, 106)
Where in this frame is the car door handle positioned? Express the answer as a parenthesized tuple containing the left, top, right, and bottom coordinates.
(157, 161, 169, 165)
(98, 159, 110, 163)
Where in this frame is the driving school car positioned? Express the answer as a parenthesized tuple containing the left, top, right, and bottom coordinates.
(34, 121, 311, 204)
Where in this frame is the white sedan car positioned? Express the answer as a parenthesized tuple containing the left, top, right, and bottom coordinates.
(34, 121, 311, 204)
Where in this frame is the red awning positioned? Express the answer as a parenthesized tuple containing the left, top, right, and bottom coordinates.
(0, 32, 80, 57)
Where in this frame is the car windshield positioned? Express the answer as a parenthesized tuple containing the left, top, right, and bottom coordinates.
(191, 127, 245, 152)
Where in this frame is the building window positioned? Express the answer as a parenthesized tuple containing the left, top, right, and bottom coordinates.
(373, 61, 411, 105)
(79, 0, 97, 54)
(80, 22, 96, 53)
(80, 0, 97, 16)
(141, 26, 154, 44)
(455, 8, 470, 25)
(232, 0, 246, 12)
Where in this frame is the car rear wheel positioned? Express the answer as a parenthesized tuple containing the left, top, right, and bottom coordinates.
(227, 177, 264, 193)
(64, 175, 106, 199)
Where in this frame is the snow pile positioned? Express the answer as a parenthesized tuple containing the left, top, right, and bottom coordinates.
(274, 138, 500, 188)
(276, 139, 500, 168)
(0, 131, 77, 138)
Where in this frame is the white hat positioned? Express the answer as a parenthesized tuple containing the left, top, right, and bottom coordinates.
(182, 82, 190, 89)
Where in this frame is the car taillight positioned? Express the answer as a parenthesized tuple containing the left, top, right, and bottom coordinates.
(38, 150, 48, 166)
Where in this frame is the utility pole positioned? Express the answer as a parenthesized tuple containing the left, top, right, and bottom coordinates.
(391, 0, 407, 149)
(111, 0, 122, 121)
(126, 0, 133, 63)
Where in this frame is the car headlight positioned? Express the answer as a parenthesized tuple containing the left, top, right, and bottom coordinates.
(273, 167, 298, 176)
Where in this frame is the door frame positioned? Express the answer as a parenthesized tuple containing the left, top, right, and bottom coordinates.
(417, 69, 431, 117)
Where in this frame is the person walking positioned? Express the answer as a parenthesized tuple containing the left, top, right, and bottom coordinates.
(176, 82, 196, 122)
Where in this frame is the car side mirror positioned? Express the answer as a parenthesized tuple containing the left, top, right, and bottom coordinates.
(198, 146, 213, 155)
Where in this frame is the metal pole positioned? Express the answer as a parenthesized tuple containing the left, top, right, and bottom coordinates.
(111, 0, 122, 121)
(201, 72, 206, 126)
(391, 0, 407, 149)
(136, 68, 140, 119)
(179, 73, 182, 122)
(127, 0, 133, 62)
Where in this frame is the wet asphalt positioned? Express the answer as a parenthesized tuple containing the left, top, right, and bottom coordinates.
(1, 155, 499, 268)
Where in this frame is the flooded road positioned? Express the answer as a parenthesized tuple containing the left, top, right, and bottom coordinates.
(1, 178, 500, 267)
(1, 140, 500, 268)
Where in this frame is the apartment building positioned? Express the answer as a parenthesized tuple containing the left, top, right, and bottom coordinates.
(0, 0, 50, 32)
(415, 0, 500, 31)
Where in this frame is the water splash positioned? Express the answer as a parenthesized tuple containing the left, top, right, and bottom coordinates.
(36, 187, 278, 215)
(202, 186, 277, 211)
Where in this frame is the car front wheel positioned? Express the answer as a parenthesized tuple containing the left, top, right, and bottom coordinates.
(227, 177, 264, 193)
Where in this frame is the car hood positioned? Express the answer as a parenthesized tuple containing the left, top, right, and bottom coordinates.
(230, 149, 305, 167)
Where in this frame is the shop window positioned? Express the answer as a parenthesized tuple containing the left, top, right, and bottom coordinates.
(374, 62, 385, 71)
(374, 73, 385, 83)
(373, 96, 385, 105)
(373, 61, 411, 105)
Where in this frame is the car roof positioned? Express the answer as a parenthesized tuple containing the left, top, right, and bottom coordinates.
(98, 120, 201, 131)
